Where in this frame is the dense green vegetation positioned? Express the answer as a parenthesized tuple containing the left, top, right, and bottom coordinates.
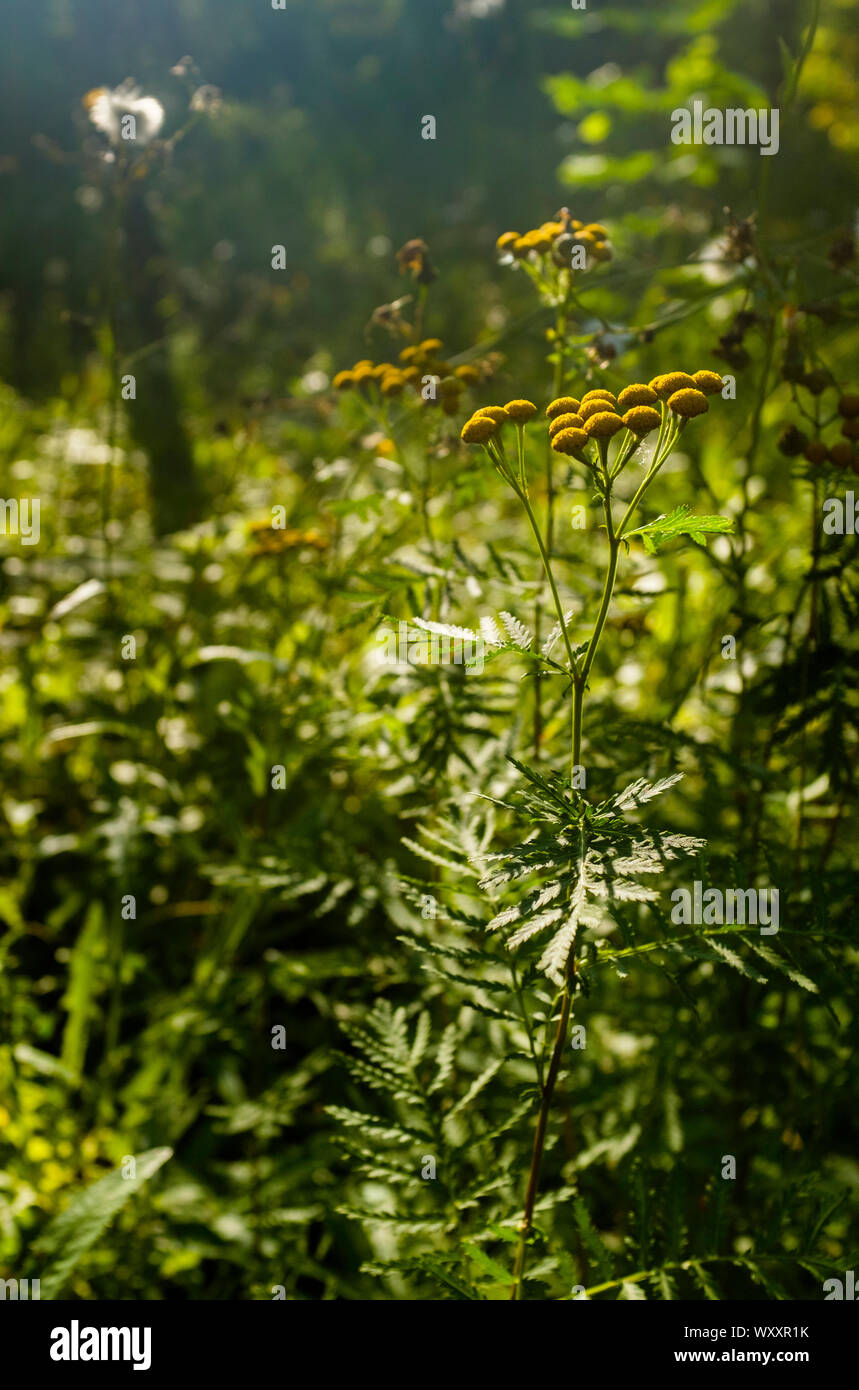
(1, 0, 857, 1300)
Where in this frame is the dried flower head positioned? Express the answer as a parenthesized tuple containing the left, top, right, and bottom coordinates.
(803, 441, 828, 465)
(190, 85, 222, 115)
(504, 399, 538, 421)
(829, 442, 855, 469)
(461, 416, 498, 444)
(838, 393, 859, 419)
(778, 425, 808, 457)
(85, 81, 165, 146)
(584, 411, 625, 438)
(617, 384, 657, 411)
(551, 427, 589, 455)
(667, 388, 709, 418)
(546, 397, 581, 420)
(396, 239, 436, 284)
(842, 418, 859, 441)
(622, 406, 662, 435)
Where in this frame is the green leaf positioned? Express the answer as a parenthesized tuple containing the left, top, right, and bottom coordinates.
(33, 1148, 173, 1299)
(626, 503, 734, 553)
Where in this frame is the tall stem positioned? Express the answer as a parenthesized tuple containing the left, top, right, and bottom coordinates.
(510, 962, 576, 1300)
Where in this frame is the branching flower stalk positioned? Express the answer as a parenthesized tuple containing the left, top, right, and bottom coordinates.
(461, 369, 725, 1298)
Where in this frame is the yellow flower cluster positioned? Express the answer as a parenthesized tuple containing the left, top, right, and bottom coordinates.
(496, 208, 612, 266)
(248, 522, 329, 557)
(333, 338, 491, 415)
(460, 399, 537, 444)
(545, 370, 723, 456)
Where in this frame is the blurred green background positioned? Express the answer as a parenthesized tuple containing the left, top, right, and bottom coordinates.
(1, 0, 858, 1300)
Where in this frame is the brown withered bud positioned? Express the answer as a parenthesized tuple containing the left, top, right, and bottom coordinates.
(827, 233, 856, 272)
(396, 238, 437, 285)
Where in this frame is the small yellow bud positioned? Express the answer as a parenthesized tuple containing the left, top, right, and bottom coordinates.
(549, 412, 584, 438)
(617, 384, 657, 411)
(692, 370, 724, 396)
(622, 406, 661, 435)
(552, 427, 589, 455)
(461, 416, 498, 444)
(546, 396, 581, 419)
(650, 372, 696, 400)
(667, 388, 709, 418)
(504, 399, 538, 421)
(580, 397, 617, 422)
(454, 364, 481, 386)
(584, 411, 625, 438)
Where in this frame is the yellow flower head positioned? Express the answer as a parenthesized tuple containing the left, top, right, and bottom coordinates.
(496, 231, 521, 252)
(371, 363, 391, 379)
(454, 364, 481, 386)
(692, 370, 724, 396)
(474, 405, 510, 425)
(552, 427, 589, 455)
(504, 399, 538, 421)
(622, 406, 661, 435)
(667, 388, 709, 418)
(420, 338, 443, 354)
(650, 372, 696, 400)
(546, 396, 581, 419)
(584, 411, 625, 438)
(461, 416, 498, 444)
(402, 365, 421, 383)
(580, 397, 617, 422)
(589, 241, 612, 262)
(549, 412, 584, 438)
(539, 220, 565, 239)
(581, 389, 617, 407)
(617, 383, 657, 411)
(583, 223, 608, 239)
(332, 370, 355, 390)
(399, 345, 420, 364)
(381, 371, 406, 396)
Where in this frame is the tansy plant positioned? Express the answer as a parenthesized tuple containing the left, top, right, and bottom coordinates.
(459, 370, 733, 1296)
